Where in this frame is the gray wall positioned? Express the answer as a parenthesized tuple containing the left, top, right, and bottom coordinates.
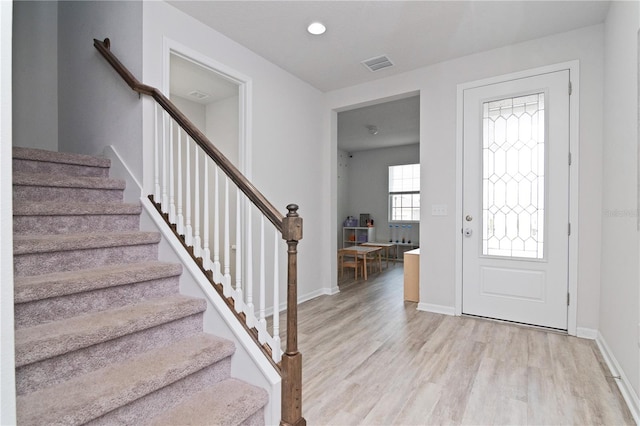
(12, 1, 58, 150)
(345, 143, 420, 244)
(58, 1, 143, 182)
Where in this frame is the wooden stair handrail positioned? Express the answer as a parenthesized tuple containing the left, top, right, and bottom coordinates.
(94, 38, 304, 426)
(93, 38, 284, 232)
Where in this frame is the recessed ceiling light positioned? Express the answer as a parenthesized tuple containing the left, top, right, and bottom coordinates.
(307, 22, 326, 35)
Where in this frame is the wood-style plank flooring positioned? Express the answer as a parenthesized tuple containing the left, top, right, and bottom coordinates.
(295, 265, 634, 425)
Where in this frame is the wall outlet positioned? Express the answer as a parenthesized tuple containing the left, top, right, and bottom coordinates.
(431, 204, 448, 216)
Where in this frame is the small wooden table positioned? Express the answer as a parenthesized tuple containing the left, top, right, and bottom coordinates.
(360, 242, 396, 268)
(339, 245, 383, 280)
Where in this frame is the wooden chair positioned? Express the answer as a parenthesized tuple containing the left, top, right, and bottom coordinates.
(338, 249, 363, 280)
(365, 249, 383, 276)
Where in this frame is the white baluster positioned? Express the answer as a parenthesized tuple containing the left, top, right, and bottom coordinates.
(168, 119, 176, 223)
(176, 128, 184, 235)
(154, 104, 160, 202)
(202, 160, 211, 270)
(193, 148, 201, 258)
(245, 206, 255, 328)
(223, 177, 231, 296)
(235, 193, 242, 311)
(213, 167, 221, 281)
(161, 111, 168, 213)
(184, 138, 193, 246)
(272, 230, 281, 361)
(258, 217, 266, 344)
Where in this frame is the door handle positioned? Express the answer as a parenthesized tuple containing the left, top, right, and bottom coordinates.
(465, 215, 473, 222)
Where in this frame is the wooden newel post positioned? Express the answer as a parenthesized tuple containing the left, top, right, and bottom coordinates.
(280, 204, 306, 426)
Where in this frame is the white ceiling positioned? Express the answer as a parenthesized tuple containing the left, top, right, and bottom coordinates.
(168, 1, 610, 93)
(338, 95, 420, 152)
(167, 0, 610, 152)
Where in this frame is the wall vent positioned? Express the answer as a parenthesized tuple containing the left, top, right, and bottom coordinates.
(361, 55, 394, 72)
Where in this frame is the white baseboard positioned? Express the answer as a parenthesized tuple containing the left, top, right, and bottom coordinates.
(596, 332, 640, 424)
(417, 303, 456, 316)
(576, 327, 598, 340)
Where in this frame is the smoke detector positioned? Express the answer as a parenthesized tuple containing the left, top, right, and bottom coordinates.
(361, 55, 394, 72)
(188, 90, 210, 100)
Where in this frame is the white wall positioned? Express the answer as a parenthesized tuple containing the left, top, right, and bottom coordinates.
(143, 2, 327, 307)
(600, 0, 640, 399)
(12, 1, 58, 151)
(337, 149, 350, 249)
(325, 24, 604, 330)
(345, 144, 420, 244)
(57, 1, 143, 183)
(172, 95, 206, 131)
(206, 95, 239, 166)
(0, 2, 15, 423)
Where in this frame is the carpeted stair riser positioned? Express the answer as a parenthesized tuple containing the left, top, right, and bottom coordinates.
(15, 275, 181, 328)
(13, 185, 124, 203)
(88, 359, 234, 426)
(13, 213, 140, 235)
(149, 378, 268, 426)
(16, 312, 205, 395)
(13, 202, 142, 235)
(12, 172, 126, 203)
(15, 295, 206, 367)
(13, 158, 110, 178)
(17, 334, 236, 426)
(13, 232, 161, 277)
(14, 262, 183, 305)
(13, 147, 111, 178)
(14, 243, 159, 277)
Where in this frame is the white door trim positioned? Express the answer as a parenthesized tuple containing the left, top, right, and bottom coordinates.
(161, 37, 253, 179)
(455, 61, 579, 335)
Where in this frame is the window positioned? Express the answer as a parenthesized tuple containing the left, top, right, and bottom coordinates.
(388, 164, 420, 222)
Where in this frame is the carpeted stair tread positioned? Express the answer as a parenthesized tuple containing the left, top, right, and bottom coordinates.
(13, 231, 160, 255)
(13, 146, 111, 168)
(13, 201, 142, 216)
(15, 294, 207, 367)
(149, 378, 268, 426)
(16, 333, 235, 426)
(13, 171, 125, 190)
(14, 261, 182, 304)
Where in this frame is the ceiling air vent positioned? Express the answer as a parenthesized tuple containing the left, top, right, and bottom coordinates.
(361, 55, 394, 72)
(188, 90, 210, 100)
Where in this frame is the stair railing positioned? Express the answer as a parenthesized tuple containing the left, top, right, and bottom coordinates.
(94, 38, 305, 426)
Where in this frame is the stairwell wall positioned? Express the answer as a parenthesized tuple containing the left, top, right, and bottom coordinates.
(12, 1, 58, 151)
(57, 0, 144, 186)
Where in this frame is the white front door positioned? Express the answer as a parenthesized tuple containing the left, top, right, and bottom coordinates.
(462, 70, 570, 330)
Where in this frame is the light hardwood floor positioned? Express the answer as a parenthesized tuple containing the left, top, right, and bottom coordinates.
(295, 265, 634, 425)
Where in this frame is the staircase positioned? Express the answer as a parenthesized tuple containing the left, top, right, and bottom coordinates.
(12, 147, 268, 425)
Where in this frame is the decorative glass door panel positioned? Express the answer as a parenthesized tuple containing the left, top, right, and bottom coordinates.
(482, 93, 545, 259)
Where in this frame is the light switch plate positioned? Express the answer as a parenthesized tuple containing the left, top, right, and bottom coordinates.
(432, 204, 448, 216)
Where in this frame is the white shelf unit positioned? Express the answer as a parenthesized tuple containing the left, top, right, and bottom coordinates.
(343, 227, 375, 248)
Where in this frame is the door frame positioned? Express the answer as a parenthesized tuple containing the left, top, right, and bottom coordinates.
(162, 37, 253, 179)
(455, 61, 580, 336)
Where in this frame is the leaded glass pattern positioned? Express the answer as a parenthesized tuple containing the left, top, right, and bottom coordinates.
(482, 93, 545, 259)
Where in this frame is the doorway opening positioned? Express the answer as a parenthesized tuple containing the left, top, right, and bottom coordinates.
(336, 93, 420, 287)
